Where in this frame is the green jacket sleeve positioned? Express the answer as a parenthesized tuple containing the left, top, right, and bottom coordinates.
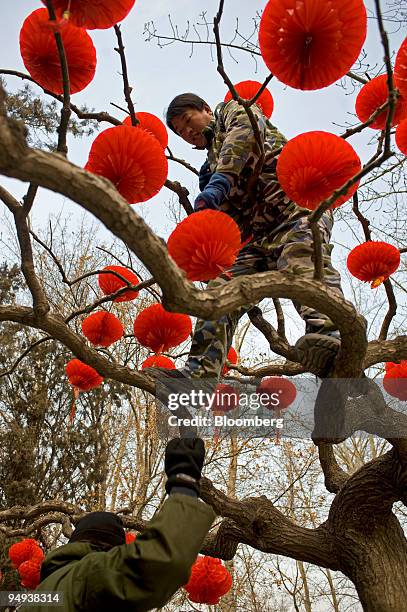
(76, 494, 215, 611)
(215, 100, 267, 183)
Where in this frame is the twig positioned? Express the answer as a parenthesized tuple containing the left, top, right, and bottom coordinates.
(247, 306, 295, 360)
(373, 0, 397, 154)
(46, 1, 71, 155)
(0, 69, 122, 126)
(0, 336, 52, 378)
(379, 280, 397, 341)
(352, 192, 371, 241)
(340, 99, 392, 139)
(165, 179, 194, 215)
(114, 25, 138, 126)
(65, 278, 156, 322)
(166, 147, 199, 175)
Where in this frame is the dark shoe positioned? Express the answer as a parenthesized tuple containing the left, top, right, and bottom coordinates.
(294, 333, 341, 378)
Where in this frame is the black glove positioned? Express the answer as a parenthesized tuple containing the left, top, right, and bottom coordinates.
(165, 437, 205, 496)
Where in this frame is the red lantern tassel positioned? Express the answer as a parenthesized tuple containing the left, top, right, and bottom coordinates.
(69, 386, 80, 425)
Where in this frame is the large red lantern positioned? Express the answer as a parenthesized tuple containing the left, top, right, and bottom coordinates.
(383, 361, 407, 400)
(133, 304, 192, 353)
(224, 81, 274, 118)
(65, 359, 103, 391)
(141, 355, 176, 370)
(41, 0, 136, 30)
(9, 540, 44, 570)
(258, 0, 367, 90)
(20, 9, 96, 95)
(81, 311, 124, 347)
(347, 241, 400, 288)
(277, 131, 361, 210)
(184, 556, 233, 605)
(98, 266, 140, 302)
(167, 210, 241, 281)
(396, 118, 407, 155)
(394, 37, 407, 97)
(123, 112, 168, 149)
(85, 126, 168, 204)
(222, 347, 238, 375)
(355, 74, 407, 129)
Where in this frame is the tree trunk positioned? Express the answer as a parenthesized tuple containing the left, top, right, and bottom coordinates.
(339, 515, 407, 612)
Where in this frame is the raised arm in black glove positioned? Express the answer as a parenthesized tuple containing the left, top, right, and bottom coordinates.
(165, 437, 205, 497)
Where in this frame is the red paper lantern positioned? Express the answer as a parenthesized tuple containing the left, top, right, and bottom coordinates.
(256, 377, 297, 410)
(167, 210, 241, 281)
(98, 266, 140, 303)
(222, 347, 238, 375)
(81, 311, 124, 347)
(383, 362, 407, 400)
(258, 0, 367, 90)
(134, 304, 192, 353)
(18, 559, 42, 590)
(9, 540, 44, 570)
(211, 384, 240, 414)
(20, 9, 96, 95)
(396, 118, 407, 155)
(224, 81, 274, 118)
(41, 0, 136, 30)
(65, 359, 103, 391)
(385, 362, 400, 373)
(185, 556, 233, 605)
(276, 131, 361, 210)
(395, 36, 407, 97)
(355, 74, 407, 130)
(85, 126, 168, 204)
(125, 533, 136, 544)
(123, 112, 168, 149)
(347, 241, 400, 288)
(141, 355, 176, 370)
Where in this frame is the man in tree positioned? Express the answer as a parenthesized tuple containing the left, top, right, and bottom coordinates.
(21, 438, 214, 612)
(164, 93, 343, 379)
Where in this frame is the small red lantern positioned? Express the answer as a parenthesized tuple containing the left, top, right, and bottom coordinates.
(41, 0, 136, 30)
(258, 0, 367, 90)
(257, 377, 297, 410)
(98, 266, 140, 303)
(141, 355, 176, 370)
(123, 112, 168, 149)
(9, 539, 44, 570)
(347, 241, 400, 288)
(65, 359, 103, 391)
(184, 556, 233, 605)
(18, 559, 42, 590)
(167, 210, 241, 281)
(125, 533, 136, 544)
(355, 74, 407, 129)
(133, 304, 192, 353)
(395, 36, 407, 97)
(85, 126, 168, 204)
(224, 81, 274, 118)
(81, 311, 124, 347)
(276, 131, 361, 210)
(395, 118, 407, 155)
(222, 347, 238, 375)
(383, 361, 407, 400)
(20, 9, 96, 95)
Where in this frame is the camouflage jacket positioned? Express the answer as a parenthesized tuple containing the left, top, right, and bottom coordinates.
(202, 100, 298, 241)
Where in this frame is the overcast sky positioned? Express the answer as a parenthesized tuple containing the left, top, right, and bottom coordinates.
(1, 0, 405, 345)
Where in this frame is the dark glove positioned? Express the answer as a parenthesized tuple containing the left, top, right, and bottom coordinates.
(199, 160, 213, 191)
(194, 172, 231, 212)
(165, 437, 205, 495)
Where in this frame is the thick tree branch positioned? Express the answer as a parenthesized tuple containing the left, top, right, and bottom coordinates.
(200, 478, 339, 569)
